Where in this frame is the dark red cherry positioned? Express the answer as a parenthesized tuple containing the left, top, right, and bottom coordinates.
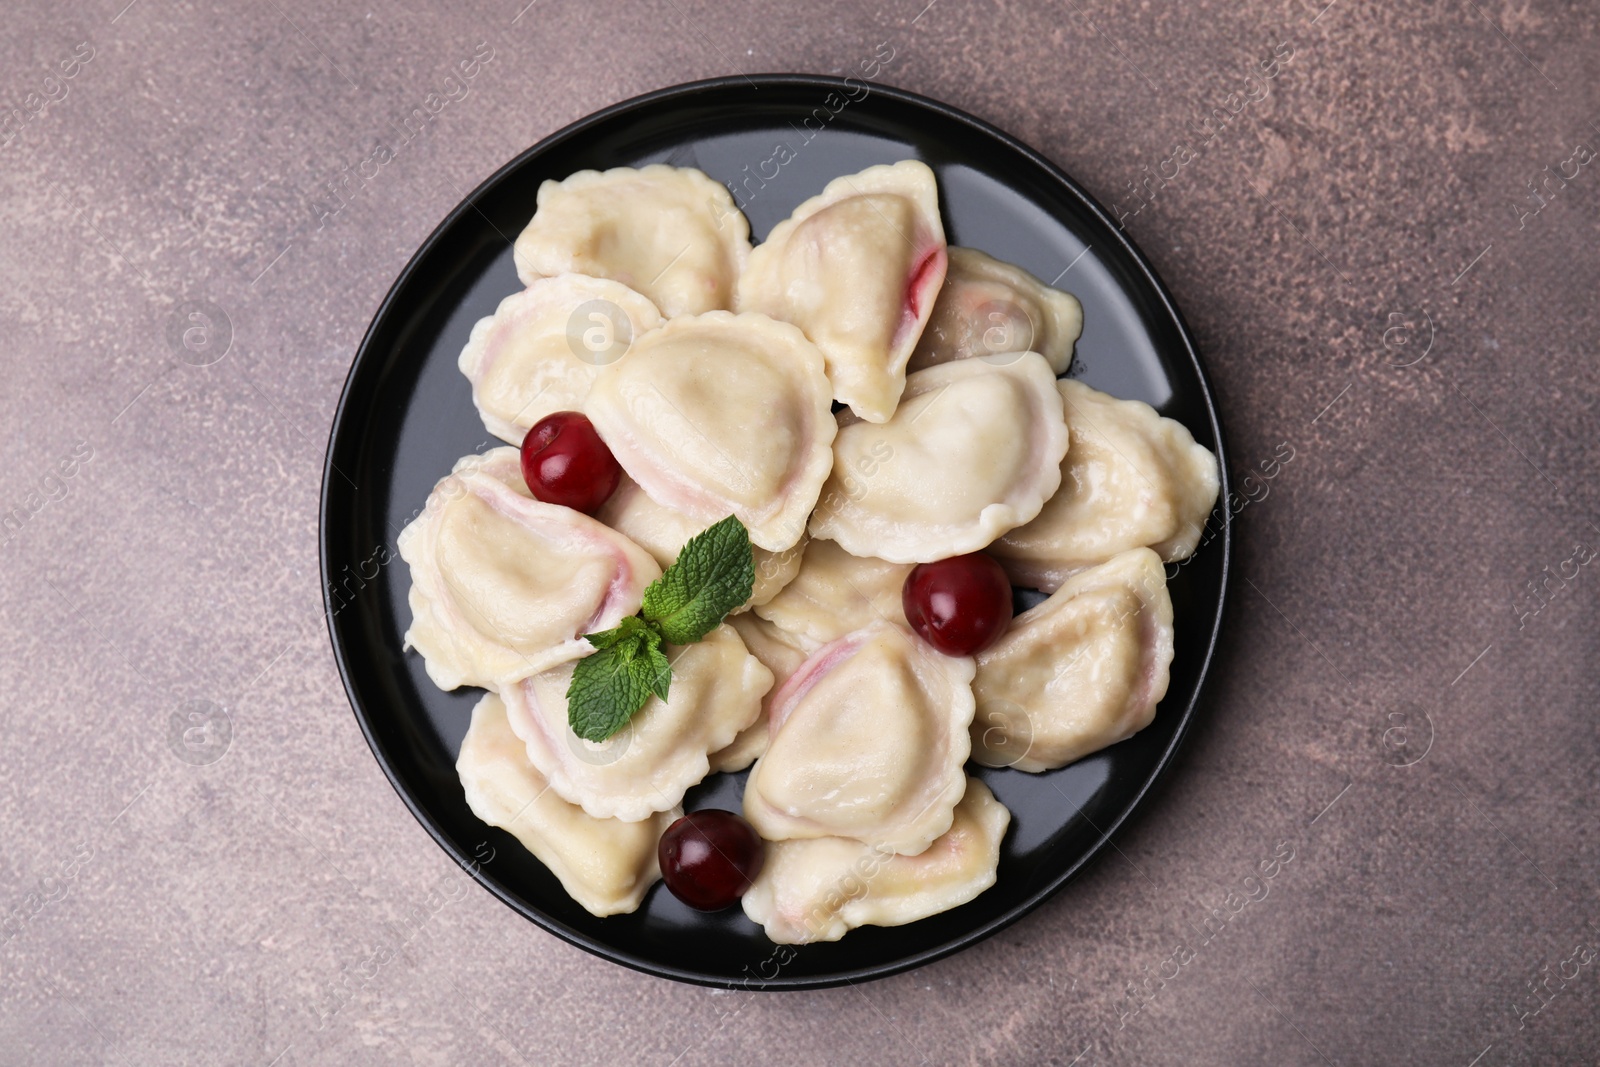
(902, 552, 1014, 656)
(658, 809, 765, 911)
(518, 411, 620, 514)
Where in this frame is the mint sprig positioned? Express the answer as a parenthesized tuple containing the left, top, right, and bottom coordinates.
(566, 515, 755, 742)
(641, 514, 758, 644)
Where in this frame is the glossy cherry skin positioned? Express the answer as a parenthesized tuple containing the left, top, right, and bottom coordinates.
(518, 411, 621, 514)
(902, 553, 1014, 656)
(658, 810, 766, 911)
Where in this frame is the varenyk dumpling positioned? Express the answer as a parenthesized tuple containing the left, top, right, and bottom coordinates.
(809, 351, 1069, 563)
(458, 274, 663, 445)
(970, 548, 1174, 772)
(737, 160, 948, 423)
(457, 693, 675, 916)
(744, 621, 974, 855)
(513, 164, 751, 316)
(988, 379, 1220, 591)
(397, 448, 660, 691)
(503, 623, 772, 822)
(742, 778, 1008, 944)
(909, 246, 1083, 374)
(586, 311, 835, 553)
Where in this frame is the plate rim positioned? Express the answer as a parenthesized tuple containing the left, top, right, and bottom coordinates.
(320, 72, 1233, 990)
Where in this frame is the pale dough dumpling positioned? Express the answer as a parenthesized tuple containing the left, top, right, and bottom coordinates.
(809, 352, 1069, 564)
(909, 247, 1083, 374)
(457, 693, 675, 917)
(585, 312, 835, 553)
(397, 449, 660, 691)
(753, 537, 911, 650)
(710, 613, 810, 773)
(737, 160, 948, 423)
(988, 379, 1220, 591)
(744, 621, 974, 855)
(513, 165, 750, 317)
(457, 275, 662, 445)
(742, 778, 1009, 944)
(596, 473, 806, 611)
(504, 624, 772, 822)
(971, 548, 1173, 772)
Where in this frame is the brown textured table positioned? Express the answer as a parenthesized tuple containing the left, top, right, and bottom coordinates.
(3, 0, 1598, 1063)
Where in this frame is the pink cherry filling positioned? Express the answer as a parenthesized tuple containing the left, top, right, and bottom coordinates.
(896, 243, 947, 345)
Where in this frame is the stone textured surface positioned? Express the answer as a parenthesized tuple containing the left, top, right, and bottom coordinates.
(2, 0, 1598, 1063)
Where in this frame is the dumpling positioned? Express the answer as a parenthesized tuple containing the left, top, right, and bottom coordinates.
(585, 312, 835, 552)
(970, 548, 1173, 772)
(595, 473, 807, 610)
(737, 160, 947, 423)
(988, 379, 1220, 591)
(909, 247, 1083, 374)
(808, 352, 1069, 564)
(457, 274, 662, 445)
(709, 613, 810, 773)
(750, 537, 809, 611)
(397, 449, 660, 691)
(752, 537, 911, 650)
(513, 165, 750, 317)
(503, 623, 772, 821)
(744, 621, 974, 855)
(741, 778, 1008, 944)
(456, 693, 675, 917)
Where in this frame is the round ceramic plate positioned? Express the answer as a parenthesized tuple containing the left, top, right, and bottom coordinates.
(321, 74, 1231, 989)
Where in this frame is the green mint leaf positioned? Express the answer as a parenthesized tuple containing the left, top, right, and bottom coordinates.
(566, 632, 658, 742)
(585, 615, 652, 651)
(640, 515, 755, 645)
(640, 628, 672, 703)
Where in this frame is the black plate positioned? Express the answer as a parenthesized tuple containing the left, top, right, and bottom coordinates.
(321, 74, 1231, 989)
